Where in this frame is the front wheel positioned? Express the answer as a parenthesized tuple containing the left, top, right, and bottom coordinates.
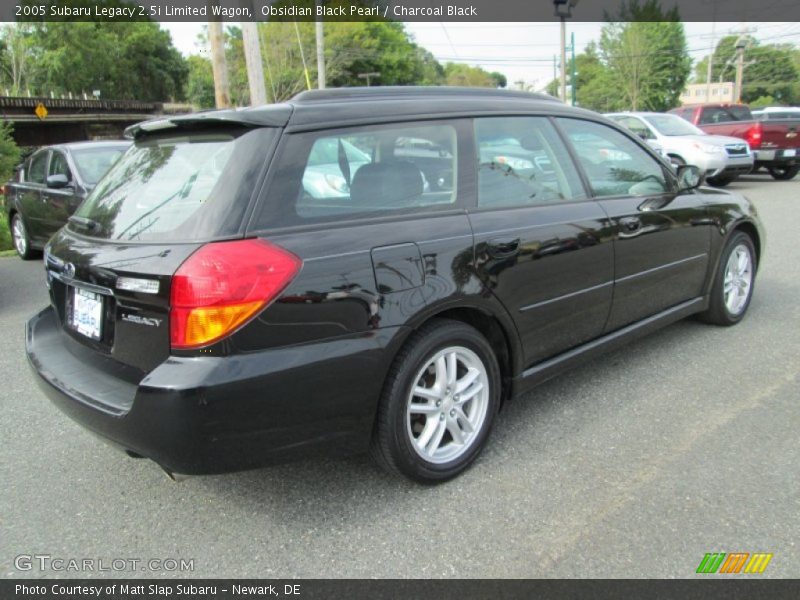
(11, 214, 37, 260)
(699, 232, 756, 326)
(767, 165, 799, 180)
(371, 319, 501, 483)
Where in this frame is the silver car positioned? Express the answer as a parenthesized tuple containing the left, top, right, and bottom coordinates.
(607, 112, 754, 186)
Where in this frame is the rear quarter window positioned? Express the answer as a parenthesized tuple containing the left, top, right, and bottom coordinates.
(254, 121, 461, 228)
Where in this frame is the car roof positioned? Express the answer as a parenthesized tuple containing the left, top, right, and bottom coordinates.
(126, 87, 607, 139)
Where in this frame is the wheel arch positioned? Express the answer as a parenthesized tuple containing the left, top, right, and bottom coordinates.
(732, 220, 761, 269)
(406, 303, 521, 406)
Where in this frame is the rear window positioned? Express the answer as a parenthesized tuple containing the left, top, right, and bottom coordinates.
(254, 121, 459, 227)
(72, 145, 129, 186)
(70, 128, 276, 242)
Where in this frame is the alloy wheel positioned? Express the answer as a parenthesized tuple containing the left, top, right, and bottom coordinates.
(406, 345, 490, 464)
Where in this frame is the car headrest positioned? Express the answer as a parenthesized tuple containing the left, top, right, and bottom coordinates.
(350, 161, 424, 207)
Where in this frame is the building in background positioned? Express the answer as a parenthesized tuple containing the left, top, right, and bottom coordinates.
(679, 82, 735, 105)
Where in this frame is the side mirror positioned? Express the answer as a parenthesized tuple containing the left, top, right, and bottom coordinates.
(46, 174, 70, 189)
(677, 164, 703, 191)
(637, 131, 650, 141)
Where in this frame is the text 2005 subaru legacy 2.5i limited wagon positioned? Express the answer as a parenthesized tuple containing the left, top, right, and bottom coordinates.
(26, 87, 764, 483)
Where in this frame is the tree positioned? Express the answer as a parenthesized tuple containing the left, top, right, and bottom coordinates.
(599, 0, 690, 111)
(444, 63, 502, 87)
(694, 36, 800, 104)
(0, 24, 35, 95)
(185, 55, 215, 109)
(6, 21, 187, 101)
(0, 121, 20, 251)
(184, 21, 499, 105)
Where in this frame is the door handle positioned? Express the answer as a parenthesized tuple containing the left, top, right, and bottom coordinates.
(619, 216, 641, 233)
(487, 237, 521, 259)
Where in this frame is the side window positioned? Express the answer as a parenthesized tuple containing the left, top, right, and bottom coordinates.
(557, 118, 671, 198)
(621, 117, 654, 140)
(264, 122, 458, 224)
(699, 107, 725, 125)
(474, 117, 586, 208)
(48, 151, 72, 181)
(27, 151, 48, 185)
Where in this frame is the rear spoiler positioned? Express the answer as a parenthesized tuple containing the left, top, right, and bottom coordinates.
(124, 104, 293, 140)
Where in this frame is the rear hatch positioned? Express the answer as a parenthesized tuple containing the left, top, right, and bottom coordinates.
(44, 121, 283, 377)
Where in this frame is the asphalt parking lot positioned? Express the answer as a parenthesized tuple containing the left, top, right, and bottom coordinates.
(1, 173, 798, 579)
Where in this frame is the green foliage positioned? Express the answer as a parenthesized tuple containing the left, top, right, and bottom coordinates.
(186, 21, 499, 107)
(185, 55, 215, 109)
(0, 121, 20, 251)
(0, 121, 20, 184)
(749, 95, 776, 109)
(599, 1, 690, 111)
(694, 36, 800, 105)
(443, 63, 503, 87)
(545, 3, 690, 112)
(0, 20, 187, 101)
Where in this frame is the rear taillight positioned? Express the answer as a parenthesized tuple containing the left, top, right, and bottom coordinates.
(745, 123, 762, 149)
(170, 239, 302, 350)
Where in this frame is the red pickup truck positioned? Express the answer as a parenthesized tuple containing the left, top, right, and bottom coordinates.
(670, 104, 800, 180)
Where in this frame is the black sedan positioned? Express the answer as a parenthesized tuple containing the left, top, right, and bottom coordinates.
(4, 140, 130, 259)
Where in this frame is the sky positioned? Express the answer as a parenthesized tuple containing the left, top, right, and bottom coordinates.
(162, 21, 800, 92)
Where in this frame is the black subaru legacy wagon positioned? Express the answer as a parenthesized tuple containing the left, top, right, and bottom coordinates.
(26, 87, 764, 483)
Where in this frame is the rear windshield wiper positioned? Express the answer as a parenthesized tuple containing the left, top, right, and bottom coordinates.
(68, 216, 101, 232)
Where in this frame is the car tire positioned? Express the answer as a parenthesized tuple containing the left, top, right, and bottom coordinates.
(767, 165, 799, 181)
(699, 231, 756, 326)
(371, 318, 501, 483)
(10, 213, 37, 260)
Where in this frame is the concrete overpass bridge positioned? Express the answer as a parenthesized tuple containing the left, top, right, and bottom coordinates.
(1, 96, 185, 147)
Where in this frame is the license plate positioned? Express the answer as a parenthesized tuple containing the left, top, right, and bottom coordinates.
(70, 287, 103, 340)
(784, 149, 796, 157)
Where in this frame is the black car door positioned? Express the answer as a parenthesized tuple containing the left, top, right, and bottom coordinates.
(556, 118, 712, 331)
(15, 149, 50, 244)
(467, 116, 615, 367)
(41, 149, 82, 239)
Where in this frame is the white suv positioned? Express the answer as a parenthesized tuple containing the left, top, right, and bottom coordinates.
(607, 112, 754, 186)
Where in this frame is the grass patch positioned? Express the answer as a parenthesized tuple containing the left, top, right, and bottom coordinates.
(0, 249, 17, 257)
(0, 215, 12, 252)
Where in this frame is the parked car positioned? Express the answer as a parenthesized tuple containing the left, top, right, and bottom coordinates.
(4, 141, 131, 259)
(752, 107, 800, 121)
(670, 103, 800, 180)
(27, 87, 764, 483)
(606, 111, 753, 187)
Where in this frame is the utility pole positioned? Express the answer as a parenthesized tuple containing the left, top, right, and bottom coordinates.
(704, 21, 716, 102)
(208, 17, 230, 108)
(570, 31, 576, 106)
(734, 36, 746, 103)
(559, 18, 567, 102)
(241, 21, 268, 105)
(316, 3, 326, 89)
(553, 1, 579, 103)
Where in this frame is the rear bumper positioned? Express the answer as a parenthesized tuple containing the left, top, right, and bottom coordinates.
(27, 306, 406, 475)
(753, 148, 798, 166)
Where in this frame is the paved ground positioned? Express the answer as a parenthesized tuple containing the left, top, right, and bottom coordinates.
(1, 173, 798, 579)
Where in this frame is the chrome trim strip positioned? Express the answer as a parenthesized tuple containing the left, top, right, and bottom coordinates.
(615, 253, 707, 284)
(519, 280, 613, 313)
(49, 270, 114, 296)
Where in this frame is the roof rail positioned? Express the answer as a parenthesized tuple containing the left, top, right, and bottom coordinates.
(291, 86, 559, 104)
